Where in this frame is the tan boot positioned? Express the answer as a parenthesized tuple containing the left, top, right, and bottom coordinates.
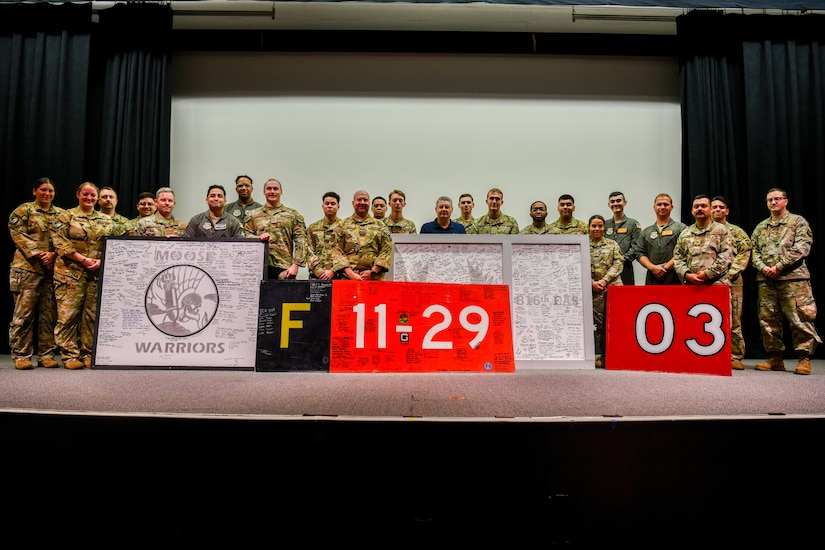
(731, 359, 745, 370)
(795, 355, 811, 376)
(39, 357, 59, 368)
(755, 354, 785, 371)
(14, 358, 34, 370)
(83, 356, 92, 369)
(64, 359, 85, 370)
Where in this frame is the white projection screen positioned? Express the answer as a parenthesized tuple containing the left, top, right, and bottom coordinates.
(171, 52, 681, 280)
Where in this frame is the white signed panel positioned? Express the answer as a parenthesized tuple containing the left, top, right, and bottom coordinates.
(93, 237, 267, 369)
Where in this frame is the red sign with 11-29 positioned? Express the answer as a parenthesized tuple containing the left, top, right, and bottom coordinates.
(329, 281, 515, 373)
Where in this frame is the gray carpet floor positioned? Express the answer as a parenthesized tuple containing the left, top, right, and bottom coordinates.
(2, 355, 824, 420)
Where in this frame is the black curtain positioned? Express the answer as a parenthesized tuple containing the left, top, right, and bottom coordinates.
(96, 3, 172, 216)
(0, 3, 93, 354)
(678, 11, 825, 359)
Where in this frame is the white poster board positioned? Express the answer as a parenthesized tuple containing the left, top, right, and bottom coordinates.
(389, 235, 594, 370)
(93, 237, 267, 370)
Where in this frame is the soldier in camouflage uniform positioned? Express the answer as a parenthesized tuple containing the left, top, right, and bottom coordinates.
(466, 188, 519, 234)
(452, 193, 476, 229)
(332, 190, 393, 280)
(8, 177, 63, 369)
(243, 178, 307, 280)
(751, 188, 821, 375)
(306, 192, 341, 279)
(383, 189, 417, 234)
(548, 194, 588, 235)
(125, 192, 157, 235)
(589, 215, 624, 368)
(51, 182, 119, 369)
(371, 196, 387, 221)
(673, 195, 734, 287)
(130, 187, 188, 237)
(98, 186, 131, 235)
(711, 195, 752, 370)
(520, 201, 553, 234)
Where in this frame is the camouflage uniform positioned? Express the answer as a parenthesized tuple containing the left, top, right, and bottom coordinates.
(331, 215, 393, 280)
(631, 219, 688, 285)
(225, 199, 262, 224)
(722, 222, 753, 361)
(452, 217, 475, 230)
(520, 224, 554, 235)
(467, 213, 519, 234)
(306, 217, 339, 278)
(244, 204, 307, 276)
(51, 207, 118, 363)
(605, 215, 642, 285)
(384, 216, 417, 235)
(590, 237, 624, 357)
(751, 212, 821, 356)
(548, 217, 588, 235)
(130, 212, 188, 237)
(673, 221, 734, 286)
(8, 201, 63, 364)
(107, 212, 132, 235)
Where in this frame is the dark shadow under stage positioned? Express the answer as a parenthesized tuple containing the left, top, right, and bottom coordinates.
(3, 356, 824, 545)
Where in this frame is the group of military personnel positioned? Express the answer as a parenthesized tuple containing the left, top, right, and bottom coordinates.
(584, 189, 819, 375)
(8, 175, 820, 375)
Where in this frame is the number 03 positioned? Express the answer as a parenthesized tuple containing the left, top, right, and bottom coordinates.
(635, 303, 726, 356)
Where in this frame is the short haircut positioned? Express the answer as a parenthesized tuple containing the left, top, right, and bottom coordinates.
(608, 191, 625, 199)
(372, 196, 386, 205)
(693, 194, 710, 202)
(264, 178, 282, 189)
(654, 193, 673, 204)
(137, 191, 155, 201)
(711, 195, 729, 208)
(235, 175, 253, 185)
(530, 201, 547, 210)
(207, 185, 226, 197)
(99, 186, 117, 195)
(389, 189, 406, 200)
(487, 188, 503, 199)
(155, 187, 175, 198)
(766, 187, 787, 198)
(435, 196, 453, 207)
(558, 194, 574, 203)
(323, 191, 340, 203)
(459, 193, 473, 202)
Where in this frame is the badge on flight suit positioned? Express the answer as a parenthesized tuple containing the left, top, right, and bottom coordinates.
(606, 228, 613, 235)
(650, 231, 657, 239)
(10, 215, 19, 225)
(232, 209, 241, 217)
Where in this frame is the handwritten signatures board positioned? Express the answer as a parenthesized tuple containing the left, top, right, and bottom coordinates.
(389, 235, 594, 369)
(256, 279, 332, 372)
(93, 237, 267, 370)
(329, 281, 515, 373)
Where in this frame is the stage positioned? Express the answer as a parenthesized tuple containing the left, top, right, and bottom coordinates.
(3, 356, 824, 545)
